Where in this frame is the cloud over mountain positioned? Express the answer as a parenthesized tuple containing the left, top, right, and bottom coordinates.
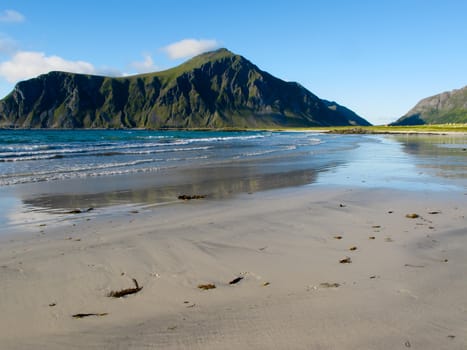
(0, 51, 96, 82)
(130, 54, 159, 74)
(162, 39, 220, 60)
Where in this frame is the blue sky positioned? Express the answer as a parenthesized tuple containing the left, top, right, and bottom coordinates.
(1, 0, 466, 125)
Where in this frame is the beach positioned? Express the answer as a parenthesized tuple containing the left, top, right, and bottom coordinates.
(0, 131, 466, 349)
(0, 185, 466, 349)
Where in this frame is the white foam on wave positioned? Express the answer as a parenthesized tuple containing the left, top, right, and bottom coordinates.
(0, 158, 164, 180)
(174, 134, 266, 145)
(242, 149, 277, 157)
(116, 146, 212, 156)
(0, 142, 216, 162)
(0, 165, 170, 186)
(0, 131, 273, 185)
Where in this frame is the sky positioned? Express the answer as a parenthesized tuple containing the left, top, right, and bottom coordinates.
(1, 0, 467, 125)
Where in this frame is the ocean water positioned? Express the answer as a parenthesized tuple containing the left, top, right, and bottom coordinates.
(0, 129, 350, 186)
(0, 130, 466, 231)
(0, 130, 278, 185)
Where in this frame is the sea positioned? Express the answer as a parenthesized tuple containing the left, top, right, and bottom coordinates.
(1, 129, 466, 232)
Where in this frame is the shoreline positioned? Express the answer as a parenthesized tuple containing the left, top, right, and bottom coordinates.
(1, 185, 466, 349)
(2, 125, 467, 135)
(1, 130, 466, 238)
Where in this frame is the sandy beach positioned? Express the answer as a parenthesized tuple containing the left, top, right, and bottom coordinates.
(2, 0, 467, 348)
(1, 185, 466, 349)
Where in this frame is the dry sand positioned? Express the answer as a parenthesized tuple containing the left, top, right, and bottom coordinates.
(0, 186, 466, 349)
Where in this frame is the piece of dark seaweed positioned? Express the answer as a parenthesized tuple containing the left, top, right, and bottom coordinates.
(228, 277, 244, 285)
(178, 195, 206, 200)
(198, 283, 216, 290)
(107, 278, 142, 298)
(72, 313, 108, 318)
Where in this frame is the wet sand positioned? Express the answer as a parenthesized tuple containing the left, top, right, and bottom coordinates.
(0, 186, 466, 349)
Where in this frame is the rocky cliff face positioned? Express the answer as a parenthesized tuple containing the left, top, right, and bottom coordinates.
(0, 49, 370, 128)
(393, 86, 467, 125)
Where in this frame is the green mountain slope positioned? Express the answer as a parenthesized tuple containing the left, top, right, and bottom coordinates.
(392, 86, 467, 125)
(0, 48, 371, 128)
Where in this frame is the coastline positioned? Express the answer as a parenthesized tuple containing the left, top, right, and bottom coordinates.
(2, 125, 467, 135)
(1, 185, 466, 349)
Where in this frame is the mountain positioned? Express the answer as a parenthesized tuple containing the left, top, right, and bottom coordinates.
(0, 48, 370, 129)
(392, 86, 467, 125)
(321, 100, 370, 127)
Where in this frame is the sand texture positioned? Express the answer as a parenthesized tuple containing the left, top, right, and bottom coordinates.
(0, 187, 466, 349)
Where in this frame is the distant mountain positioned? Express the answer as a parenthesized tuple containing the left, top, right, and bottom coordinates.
(392, 86, 467, 125)
(321, 100, 370, 127)
(0, 48, 371, 129)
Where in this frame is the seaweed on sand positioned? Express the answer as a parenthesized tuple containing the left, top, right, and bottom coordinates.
(107, 278, 142, 298)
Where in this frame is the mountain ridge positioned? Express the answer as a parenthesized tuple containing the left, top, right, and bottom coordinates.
(392, 85, 467, 125)
(0, 48, 371, 129)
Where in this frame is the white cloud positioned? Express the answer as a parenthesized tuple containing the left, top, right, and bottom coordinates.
(0, 51, 96, 82)
(0, 34, 17, 54)
(130, 54, 159, 73)
(0, 9, 25, 23)
(162, 39, 220, 60)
